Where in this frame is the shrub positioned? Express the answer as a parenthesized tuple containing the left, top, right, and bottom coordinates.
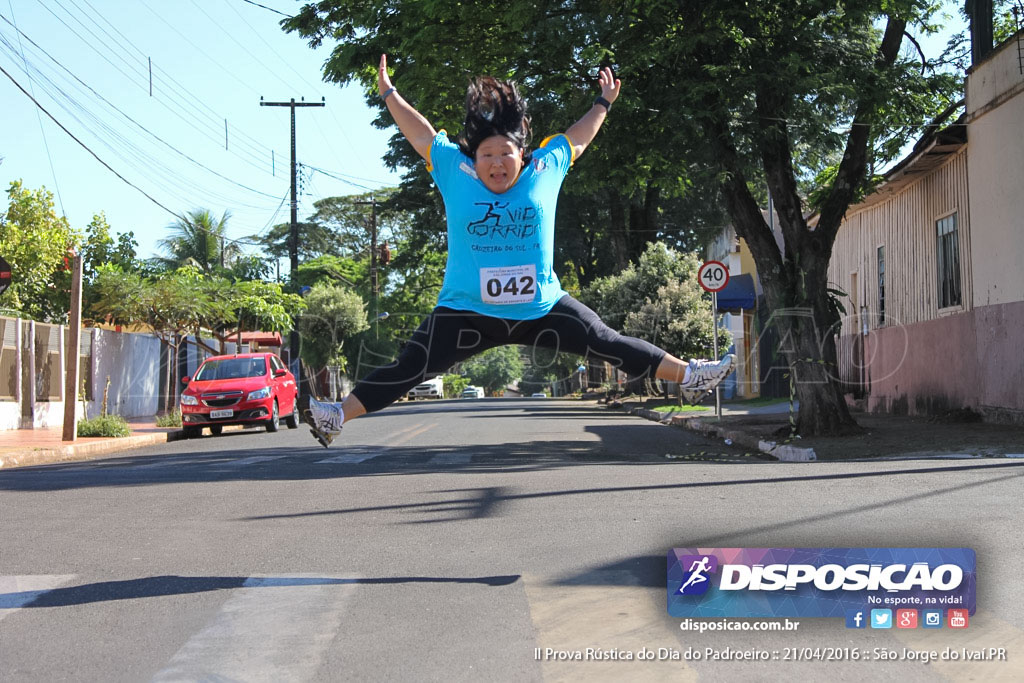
(156, 410, 182, 428)
(77, 414, 131, 438)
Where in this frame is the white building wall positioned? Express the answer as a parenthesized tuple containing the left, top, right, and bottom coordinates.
(966, 35, 1024, 308)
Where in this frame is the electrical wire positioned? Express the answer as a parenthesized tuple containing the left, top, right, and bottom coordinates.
(0, 60, 179, 217)
(0, 35, 281, 213)
(237, 0, 290, 18)
(5, 0, 64, 216)
(0, 15, 283, 202)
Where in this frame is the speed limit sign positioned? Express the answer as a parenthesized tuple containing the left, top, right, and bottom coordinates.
(698, 261, 729, 293)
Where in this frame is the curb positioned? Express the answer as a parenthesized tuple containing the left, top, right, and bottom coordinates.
(0, 425, 246, 469)
(627, 406, 817, 462)
(0, 430, 182, 469)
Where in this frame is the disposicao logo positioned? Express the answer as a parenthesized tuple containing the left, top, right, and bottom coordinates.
(667, 548, 976, 619)
(675, 555, 718, 595)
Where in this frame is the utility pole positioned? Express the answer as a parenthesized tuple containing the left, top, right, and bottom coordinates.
(260, 96, 325, 389)
(355, 198, 380, 338)
(62, 249, 82, 442)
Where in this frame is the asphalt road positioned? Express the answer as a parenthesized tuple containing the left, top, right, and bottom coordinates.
(2, 398, 1023, 682)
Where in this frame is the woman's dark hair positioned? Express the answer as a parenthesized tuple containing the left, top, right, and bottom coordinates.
(457, 76, 532, 162)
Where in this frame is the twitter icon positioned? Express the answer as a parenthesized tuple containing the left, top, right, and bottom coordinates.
(871, 609, 893, 629)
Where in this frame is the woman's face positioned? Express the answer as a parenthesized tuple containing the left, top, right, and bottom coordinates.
(474, 135, 524, 194)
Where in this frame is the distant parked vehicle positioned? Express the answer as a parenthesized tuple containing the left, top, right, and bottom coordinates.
(531, 392, 548, 398)
(179, 353, 299, 437)
(461, 386, 485, 399)
(408, 376, 444, 400)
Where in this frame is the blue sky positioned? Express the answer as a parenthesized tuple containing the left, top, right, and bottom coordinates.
(1, 1, 967, 269)
(0, 0, 401, 265)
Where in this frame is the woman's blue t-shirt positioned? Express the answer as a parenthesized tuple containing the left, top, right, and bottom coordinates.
(427, 131, 573, 320)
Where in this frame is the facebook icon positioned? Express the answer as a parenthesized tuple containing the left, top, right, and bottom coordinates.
(845, 609, 867, 629)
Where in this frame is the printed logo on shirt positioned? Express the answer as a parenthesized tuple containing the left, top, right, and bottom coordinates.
(466, 202, 539, 240)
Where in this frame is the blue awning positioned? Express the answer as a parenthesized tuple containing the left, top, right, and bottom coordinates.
(715, 273, 756, 312)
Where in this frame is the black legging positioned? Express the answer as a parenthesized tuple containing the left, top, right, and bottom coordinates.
(350, 294, 665, 413)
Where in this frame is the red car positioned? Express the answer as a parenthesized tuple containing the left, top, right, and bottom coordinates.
(180, 352, 299, 438)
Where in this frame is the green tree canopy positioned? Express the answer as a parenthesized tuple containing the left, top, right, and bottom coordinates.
(0, 180, 80, 321)
(462, 346, 524, 395)
(154, 208, 240, 274)
(582, 243, 726, 362)
(296, 281, 370, 371)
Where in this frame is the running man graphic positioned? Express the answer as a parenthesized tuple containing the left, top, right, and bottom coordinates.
(678, 556, 713, 594)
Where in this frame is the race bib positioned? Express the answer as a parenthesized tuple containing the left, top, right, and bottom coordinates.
(479, 265, 537, 305)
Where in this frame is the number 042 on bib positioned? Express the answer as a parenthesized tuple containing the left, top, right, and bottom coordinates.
(479, 265, 537, 305)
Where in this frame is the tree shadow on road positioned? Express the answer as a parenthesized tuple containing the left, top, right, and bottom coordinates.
(0, 574, 521, 608)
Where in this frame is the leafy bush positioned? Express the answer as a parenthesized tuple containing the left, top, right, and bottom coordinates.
(77, 415, 131, 438)
(156, 410, 182, 428)
(443, 374, 470, 398)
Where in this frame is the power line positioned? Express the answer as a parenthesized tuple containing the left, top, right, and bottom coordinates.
(0, 60, 178, 217)
(300, 163, 381, 192)
(53, 0, 283, 171)
(0, 14, 283, 202)
(237, 0, 290, 18)
(5, 0, 64, 216)
(0, 31, 282, 212)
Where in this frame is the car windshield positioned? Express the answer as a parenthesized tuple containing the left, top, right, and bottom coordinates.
(195, 358, 267, 381)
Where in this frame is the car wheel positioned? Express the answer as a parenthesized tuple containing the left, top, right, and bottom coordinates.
(183, 426, 202, 439)
(210, 424, 223, 436)
(284, 397, 299, 429)
(265, 400, 280, 432)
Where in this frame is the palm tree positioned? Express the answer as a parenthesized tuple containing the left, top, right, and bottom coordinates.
(153, 209, 241, 273)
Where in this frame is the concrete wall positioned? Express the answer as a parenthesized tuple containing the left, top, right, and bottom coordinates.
(859, 300, 1024, 423)
(966, 34, 1024, 308)
(0, 402, 20, 430)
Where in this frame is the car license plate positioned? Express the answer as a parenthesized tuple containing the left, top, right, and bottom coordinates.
(210, 409, 233, 419)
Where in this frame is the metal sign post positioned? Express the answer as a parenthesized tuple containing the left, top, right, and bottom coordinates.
(698, 261, 729, 419)
(712, 290, 720, 419)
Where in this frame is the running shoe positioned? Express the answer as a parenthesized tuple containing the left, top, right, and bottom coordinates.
(680, 354, 737, 405)
(298, 394, 343, 448)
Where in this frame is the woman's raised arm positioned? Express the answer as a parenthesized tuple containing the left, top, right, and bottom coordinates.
(564, 66, 620, 160)
(378, 54, 436, 162)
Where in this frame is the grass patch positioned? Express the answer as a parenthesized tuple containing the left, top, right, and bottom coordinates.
(77, 414, 131, 438)
(156, 409, 182, 428)
(652, 404, 713, 414)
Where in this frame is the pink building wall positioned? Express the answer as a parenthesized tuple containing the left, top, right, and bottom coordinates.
(855, 300, 1024, 423)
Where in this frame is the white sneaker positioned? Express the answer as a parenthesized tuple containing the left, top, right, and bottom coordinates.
(299, 395, 343, 448)
(680, 354, 736, 405)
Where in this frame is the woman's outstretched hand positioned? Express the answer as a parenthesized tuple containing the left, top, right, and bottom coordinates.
(378, 54, 393, 96)
(598, 66, 621, 105)
(375, 53, 435, 161)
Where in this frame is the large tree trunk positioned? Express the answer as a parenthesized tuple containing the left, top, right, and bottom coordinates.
(608, 191, 630, 272)
(775, 285, 861, 435)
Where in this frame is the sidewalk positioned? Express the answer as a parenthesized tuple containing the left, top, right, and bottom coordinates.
(0, 419, 186, 469)
(623, 397, 1024, 462)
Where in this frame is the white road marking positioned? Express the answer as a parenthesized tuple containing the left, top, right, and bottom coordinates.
(316, 452, 382, 464)
(217, 456, 287, 467)
(428, 453, 472, 466)
(151, 575, 358, 683)
(0, 575, 77, 621)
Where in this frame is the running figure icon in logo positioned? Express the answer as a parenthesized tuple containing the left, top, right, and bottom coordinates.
(677, 554, 719, 595)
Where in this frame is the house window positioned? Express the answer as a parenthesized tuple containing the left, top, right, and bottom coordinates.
(877, 246, 885, 326)
(936, 213, 961, 309)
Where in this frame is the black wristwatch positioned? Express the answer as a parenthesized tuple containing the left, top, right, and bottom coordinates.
(594, 95, 612, 112)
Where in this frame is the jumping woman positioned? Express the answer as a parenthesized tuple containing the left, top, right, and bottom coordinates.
(300, 55, 735, 447)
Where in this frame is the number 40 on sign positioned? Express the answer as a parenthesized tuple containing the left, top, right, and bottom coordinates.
(698, 261, 729, 293)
